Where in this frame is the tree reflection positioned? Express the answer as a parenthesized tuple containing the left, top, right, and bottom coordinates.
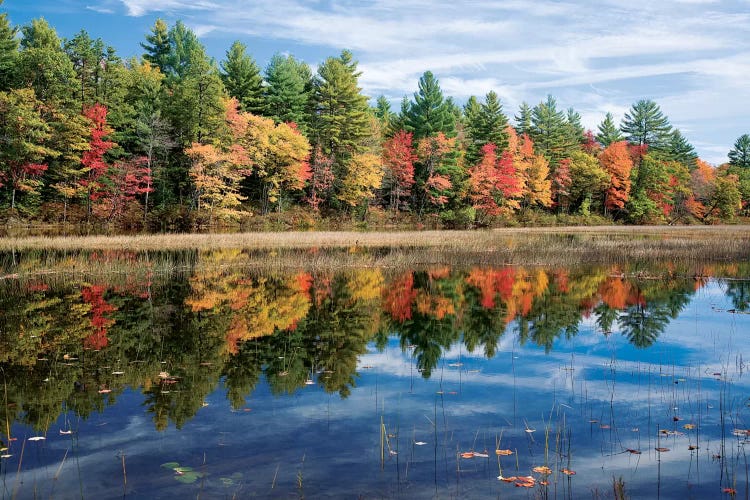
(0, 249, 744, 436)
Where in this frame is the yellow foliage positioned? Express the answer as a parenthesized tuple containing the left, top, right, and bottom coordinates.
(338, 153, 384, 207)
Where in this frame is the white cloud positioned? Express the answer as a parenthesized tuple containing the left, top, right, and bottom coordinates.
(108, 0, 749, 161)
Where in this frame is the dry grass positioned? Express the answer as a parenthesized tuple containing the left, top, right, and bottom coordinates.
(1, 225, 749, 251)
(0, 226, 748, 273)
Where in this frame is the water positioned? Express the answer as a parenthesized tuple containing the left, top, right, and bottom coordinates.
(0, 250, 749, 498)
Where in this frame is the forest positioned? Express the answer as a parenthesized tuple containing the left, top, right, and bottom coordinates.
(1, 5, 749, 229)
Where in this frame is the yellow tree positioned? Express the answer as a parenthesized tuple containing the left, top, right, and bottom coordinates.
(338, 152, 383, 209)
(509, 130, 551, 209)
(187, 141, 250, 223)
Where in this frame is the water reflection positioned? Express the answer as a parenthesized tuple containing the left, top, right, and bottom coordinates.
(1, 251, 747, 434)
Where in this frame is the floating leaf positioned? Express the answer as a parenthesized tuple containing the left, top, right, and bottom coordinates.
(161, 462, 180, 469)
(498, 475, 516, 482)
(175, 472, 200, 484)
(626, 449, 641, 455)
(112, 371, 124, 375)
(174, 467, 193, 473)
(723, 487, 737, 494)
(600, 424, 610, 429)
(496, 449, 514, 456)
(655, 447, 670, 452)
(688, 445, 699, 450)
(59, 430, 73, 435)
(460, 452, 475, 459)
(414, 441, 427, 446)
(473, 452, 489, 458)
(673, 416, 682, 421)
(532, 465, 552, 474)
(1, 454, 11, 459)
(732, 429, 750, 437)
(27, 436, 46, 441)
(561, 468, 576, 475)
(684, 424, 696, 430)
(98, 389, 111, 394)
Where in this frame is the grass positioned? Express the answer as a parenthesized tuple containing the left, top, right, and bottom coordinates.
(0, 226, 748, 275)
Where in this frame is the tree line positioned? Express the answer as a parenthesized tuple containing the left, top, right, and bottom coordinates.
(1, 5, 749, 227)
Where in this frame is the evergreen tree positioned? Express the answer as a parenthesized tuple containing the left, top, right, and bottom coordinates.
(530, 95, 576, 166)
(166, 20, 202, 80)
(64, 30, 104, 111)
(566, 107, 585, 144)
(667, 129, 697, 169)
(220, 41, 264, 115)
(141, 19, 170, 75)
(464, 91, 509, 165)
(404, 71, 455, 139)
(374, 95, 395, 133)
(168, 45, 226, 145)
(728, 134, 750, 168)
(514, 102, 532, 136)
(312, 50, 371, 182)
(620, 99, 672, 149)
(463, 96, 482, 164)
(264, 53, 309, 130)
(0, 0, 18, 91)
(17, 18, 76, 107)
(596, 112, 623, 147)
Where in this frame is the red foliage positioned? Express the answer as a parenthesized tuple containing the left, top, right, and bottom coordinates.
(382, 272, 417, 322)
(81, 104, 116, 187)
(382, 130, 416, 211)
(600, 141, 634, 211)
(466, 267, 516, 309)
(307, 148, 335, 211)
(81, 284, 117, 350)
(468, 143, 522, 216)
(582, 130, 600, 154)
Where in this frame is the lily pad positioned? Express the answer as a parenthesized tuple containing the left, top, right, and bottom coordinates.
(161, 462, 180, 469)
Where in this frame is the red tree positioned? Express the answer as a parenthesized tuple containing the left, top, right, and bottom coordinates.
(599, 141, 634, 212)
(468, 142, 521, 218)
(382, 130, 416, 212)
(80, 104, 116, 215)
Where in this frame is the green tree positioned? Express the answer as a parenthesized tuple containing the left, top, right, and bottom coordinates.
(168, 46, 226, 145)
(728, 134, 750, 169)
(0, 0, 18, 91)
(220, 41, 264, 115)
(264, 53, 310, 130)
(596, 112, 623, 147)
(667, 129, 697, 169)
(166, 20, 202, 80)
(16, 18, 76, 107)
(404, 71, 456, 139)
(312, 50, 370, 162)
(0, 88, 57, 211)
(514, 102, 533, 136)
(566, 107, 585, 144)
(64, 30, 102, 111)
(530, 95, 576, 166)
(464, 91, 509, 165)
(567, 150, 609, 213)
(620, 99, 672, 149)
(374, 95, 395, 133)
(140, 19, 171, 75)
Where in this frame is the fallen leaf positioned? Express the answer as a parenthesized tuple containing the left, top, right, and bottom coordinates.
(684, 424, 696, 430)
(561, 468, 576, 475)
(27, 436, 46, 441)
(673, 416, 682, 421)
(414, 441, 427, 446)
(112, 371, 124, 375)
(688, 445, 699, 450)
(723, 487, 737, 494)
(59, 430, 73, 435)
(473, 452, 489, 458)
(496, 449, 513, 456)
(626, 449, 642, 455)
(655, 447, 670, 452)
(499, 475, 517, 482)
(461, 452, 475, 459)
(532, 466, 552, 474)
(98, 389, 112, 394)
(1, 455, 11, 459)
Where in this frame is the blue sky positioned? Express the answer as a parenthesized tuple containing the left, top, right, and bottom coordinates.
(3, 0, 749, 164)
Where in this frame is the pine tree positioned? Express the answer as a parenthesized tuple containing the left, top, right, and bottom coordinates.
(264, 53, 310, 130)
(166, 20, 202, 80)
(17, 18, 76, 106)
(64, 30, 104, 111)
(620, 99, 672, 149)
(514, 102, 532, 136)
(404, 71, 455, 139)
(141, 19, 170, 75)
(596, 112, 623, 147)
(220, 41, 264, 115)
(667, 129, 697, 169)
(374, 95, 395, 133)
(530, 95, 576, 166)
(464, 91, 509, 165)
(312, 50, 371, 181)
(728, 134, 750, 168)
(0, 0, 18, 91)
(566, 107, 585, 144)
(463, 96, 482, 164)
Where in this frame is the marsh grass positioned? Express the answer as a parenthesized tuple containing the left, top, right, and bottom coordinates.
(1, 226, 749, 277)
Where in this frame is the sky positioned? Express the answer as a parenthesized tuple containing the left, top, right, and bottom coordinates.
(3, 0, 749, 164)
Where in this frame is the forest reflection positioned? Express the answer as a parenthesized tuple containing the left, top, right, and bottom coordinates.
(1, 248, 748, 434)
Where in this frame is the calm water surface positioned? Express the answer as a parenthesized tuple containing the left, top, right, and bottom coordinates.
(0, 250, 749, 499)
